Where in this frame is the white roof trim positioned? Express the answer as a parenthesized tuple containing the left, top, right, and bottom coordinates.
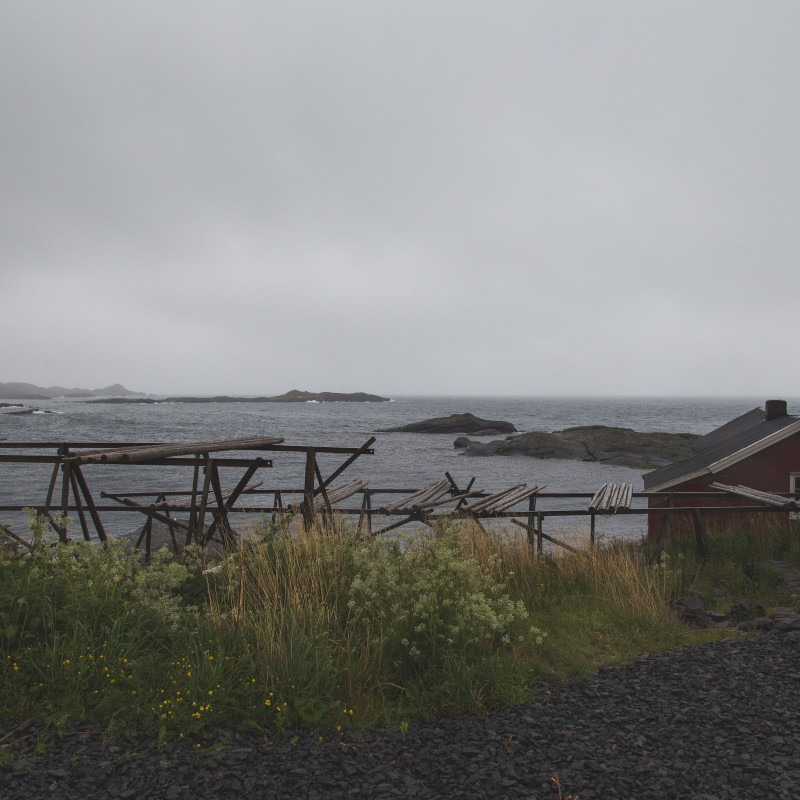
(708, 419, 800, 473)
(644, 418, 800, 494)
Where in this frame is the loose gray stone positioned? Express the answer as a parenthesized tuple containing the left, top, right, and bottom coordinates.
(5, 631, 800, 799)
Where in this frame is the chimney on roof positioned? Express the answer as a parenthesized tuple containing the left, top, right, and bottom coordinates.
(765, 399, 788, 420)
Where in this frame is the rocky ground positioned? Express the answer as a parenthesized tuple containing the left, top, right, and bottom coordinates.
(3, 629, 800, 799)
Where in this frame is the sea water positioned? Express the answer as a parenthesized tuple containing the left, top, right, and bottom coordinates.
(1, 395, 796, 543)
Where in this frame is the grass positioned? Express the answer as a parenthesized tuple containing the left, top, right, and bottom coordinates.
(1, 512, 798, 748)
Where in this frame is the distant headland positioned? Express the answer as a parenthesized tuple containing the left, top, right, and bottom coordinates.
(0, 381, 143, 400)
(86, 389, 391, 404)
(0, 382, 390, 404)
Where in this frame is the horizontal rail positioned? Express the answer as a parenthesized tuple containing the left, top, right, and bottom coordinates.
(0, 455, 273, 468)
(1, 503, 793, 518)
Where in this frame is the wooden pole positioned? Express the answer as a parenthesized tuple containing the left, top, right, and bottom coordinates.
(203, 460, 262, 545)
(195, 458, 213, 545)
(43, 458, 61, 514)
(692, 508, 711, 559)
(302, 448, 317, 530)
(187, 457, 201, 547)
(358, 489, 371, 537)
(511, 519, 578, 554)
(666, 492, 674, 540)
(208, 462, 235, 550)
(58, 462, 72, 542)
(71, 464, 107, 542)
(318, 437, 376, 490)
(67, 468, 91, 541)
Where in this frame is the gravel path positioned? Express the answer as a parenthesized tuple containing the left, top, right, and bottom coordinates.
(3, 630, 800, 799)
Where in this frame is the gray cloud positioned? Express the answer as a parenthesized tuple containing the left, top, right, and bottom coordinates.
(2, 1, 798, 396)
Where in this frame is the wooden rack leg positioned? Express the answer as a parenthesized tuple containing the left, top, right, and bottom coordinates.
(187, 457, 201, 547)
(302, 448, 317, 530)
(72, 464, 108, 542)
(666, 493, 675, 541)
(195, 457, 213, 545)
(208, 462, 235, 551)
(692, 509, 711, 559)
(42, 460, 60, 516)
(357, 490, 372, 537)
(203, 462, 261, 546)
(67, 468, 91, 541)
(58, 462, 72, 542)
(135, 515, 152, 553)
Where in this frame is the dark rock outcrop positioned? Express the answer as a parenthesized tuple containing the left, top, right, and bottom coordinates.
(673, 595, 712, 627)
(458, 425, 698, 469)
(379, 413, 517, 434)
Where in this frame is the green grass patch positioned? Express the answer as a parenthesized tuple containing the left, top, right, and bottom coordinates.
(1, 512, 798, 744)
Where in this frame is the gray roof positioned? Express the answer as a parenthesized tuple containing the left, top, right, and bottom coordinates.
(643, 406, 800, 492)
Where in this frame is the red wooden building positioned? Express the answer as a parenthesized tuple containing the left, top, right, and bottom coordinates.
(643, 400, 800, 536)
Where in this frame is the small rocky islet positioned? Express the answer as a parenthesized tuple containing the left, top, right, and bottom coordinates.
(378, 412, 517, 435)
(380, 413, 698, 470)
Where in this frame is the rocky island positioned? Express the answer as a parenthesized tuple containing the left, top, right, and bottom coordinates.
(87, 389, 391, 404)
(378, 412, 517, 435)
(455, 425, 699, 469)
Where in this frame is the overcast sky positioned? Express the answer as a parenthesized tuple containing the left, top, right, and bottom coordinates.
(2, 2, 798, 397)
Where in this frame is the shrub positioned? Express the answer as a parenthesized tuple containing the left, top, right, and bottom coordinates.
(347, 525, 539, 698)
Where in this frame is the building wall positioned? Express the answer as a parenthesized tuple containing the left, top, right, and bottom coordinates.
(646, 430, 800, 537)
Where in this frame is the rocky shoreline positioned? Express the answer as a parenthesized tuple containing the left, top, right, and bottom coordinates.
(455, 425, 699, 470)
(380, 413, 698, 470)
(3, 630, 800, 799)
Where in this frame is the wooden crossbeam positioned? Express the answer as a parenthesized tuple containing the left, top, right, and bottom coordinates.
(153, 481, 264, 510)
(66, 436, 284, 465)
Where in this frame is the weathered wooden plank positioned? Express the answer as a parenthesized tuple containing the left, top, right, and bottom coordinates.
(589, 483, 633, 513)
(311, 479, 370, 510)
(589, 484, 609, 512)
(710, 482, 797, 509)
(487, 485, 541, 513)
(287, 479, 370, 513)
(464, 484, 527, 514)
(380, 479, 451, 514)
(67, 436, 285, 465)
